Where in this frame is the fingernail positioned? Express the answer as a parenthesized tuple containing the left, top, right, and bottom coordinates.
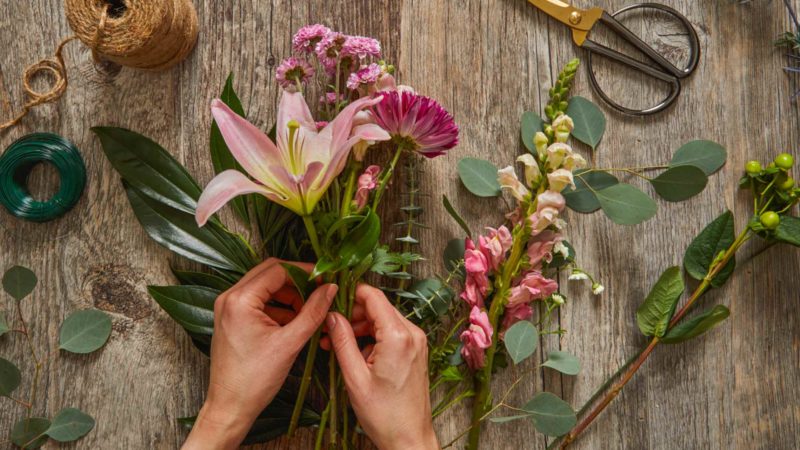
(326, 313, 337, 329)
(325, 284, 339, 299)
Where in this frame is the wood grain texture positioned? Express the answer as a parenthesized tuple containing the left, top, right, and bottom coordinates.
(0, 0, 798, 449)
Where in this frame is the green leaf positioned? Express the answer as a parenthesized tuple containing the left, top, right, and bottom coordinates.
(409, 278, 454, 320)
(650, 165, 708, 202)
(541, 351, 581, 375)
(503, 320, 539, 364)
(210, 73, 251, 223)
(520, 111, 544, 153)
(59, 309, 112, 354)
(439, 365, 464, 382)
(339, 210, 381, 268)
(670, 140, 727, 175)
(442, 195, 471, 238)
(11, 418, 50, 449)
(545, 240, 575, 269)
(662, 305, 730, 344)
(148, 285, 218, 335)
(0, 357, 21, 396)
(93, 127, 203, 215)
(775, 215, 800, 247)
(443, 238, 466, 274)
(636, 266, 685, 337)
(566, 96, 606, 149)
(172, 269, 233, 291)
(46, 407, 95, 442)
(280, 263, 314, 301)
(309, 257, 338, 280)
(684, 211, 735, 287)
(564, 170, 619, 213)
(595, 183, 657, 225)
(124, 182, 256, 274)
(523, 392, 577, 437)
(490, 414, 531, 423)
(0, 312, 9, 337)
(3, 265, 37, 301)
(457, 158, 501, 197)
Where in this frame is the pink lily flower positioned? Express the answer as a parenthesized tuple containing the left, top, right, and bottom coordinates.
(196, 91, 390, 225)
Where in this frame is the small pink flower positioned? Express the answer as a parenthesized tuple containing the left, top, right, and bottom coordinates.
(315, 121, 328, 131)
(315, 32, 347, 75)
(537, 190, 566, 212)
(292, 24, 331, 54)
(460, 279, 485, 308)
(341, 36, 382, 61)
(346, 63, 383, 91)
(461, 238, 490, 307)
(354, 165, 381, 209)
(460, 306, 493, 370)
(506, 270, 558, 307)
(479, 226, 512, 271)
(527, 230, 563, 269)
(371, 91, 459, 158)
(528, 191, 566, 236)
(320, 92, 342, 106)
(464, 238, 490, 275)
(275, 57, 315, 91)
(502, 303, 533, 331)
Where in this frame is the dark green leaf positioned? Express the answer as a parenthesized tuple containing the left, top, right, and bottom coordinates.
(684, 211, 735, 287)
(457, 158, 501, 197)
(650, 165, 708, 202)
(442, 195, 471, 238)
(775, 215, 800, 247)
(443, 238, 466, 274)
(280, 263, 314, 301)
(636, 266, 685, 337)
(595, 183, 657, 225)
(46, 407, 95, 442)
(339, 210, 381, 268)
(541, 351, 581, 375)
(520, 111, 544, 153)
(172, 270, 233, 291)
(523, 392, 577, 437)
(124, 182, 256, 274)
(670, 140, 727, 175)
(93, 127, 202, 215)
(490, 414, 531, 423)
(503, 321, 539, 364)
(3, 265, 37, 301)
(210, 73, 251, 223)
(662, 305, 730, 344)
(0, 357, 21, 396)
(410, 278, 454, 320)
(148, 285, 218, 336)
(566, 96, 605, 149)
(59, 310, 112, 354)
(309, 257, 338, 280)
(564, 170, 619, 213)
(11, 418, 50, 449)
(0, 312, 8, 337)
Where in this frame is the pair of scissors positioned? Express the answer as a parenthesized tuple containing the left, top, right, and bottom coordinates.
(526, 0, 700, 115)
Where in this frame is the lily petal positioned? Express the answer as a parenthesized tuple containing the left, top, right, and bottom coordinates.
(196, 170, 277, 226)
(211, 99, 281, 183)
(325, 95, 385, 152)
(277, 91, 317, 140)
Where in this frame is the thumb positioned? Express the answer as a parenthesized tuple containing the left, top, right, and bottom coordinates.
(327, 312, 370, 389)
(281, 283, 337, 347)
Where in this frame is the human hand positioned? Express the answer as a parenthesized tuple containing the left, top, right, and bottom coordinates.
(326, 284, 439, 450)
(182, 259, 337, 450)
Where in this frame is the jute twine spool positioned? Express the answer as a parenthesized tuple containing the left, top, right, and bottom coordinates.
(0, 0, 199, 132)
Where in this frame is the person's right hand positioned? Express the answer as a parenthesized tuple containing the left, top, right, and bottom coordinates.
(326, 284, 440, 450)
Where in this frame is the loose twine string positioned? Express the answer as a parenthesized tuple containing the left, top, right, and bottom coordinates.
(0, 0, 199, 133)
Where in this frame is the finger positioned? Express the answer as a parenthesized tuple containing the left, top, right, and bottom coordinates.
(361, 343, 375, 360)
(280, 284, 338, 346)
(229, 258, 281, 289)
(327, 312, 370, 388)
(350, 303, 366, 321)
(320, 335, 331, 350)
(351, 320, 372, 337)
(265, 306, 297, 325)
(271, 285, 304, 311)
(354, 284, 404, 331)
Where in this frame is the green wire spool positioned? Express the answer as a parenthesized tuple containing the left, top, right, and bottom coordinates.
(0, 133, 86, 222)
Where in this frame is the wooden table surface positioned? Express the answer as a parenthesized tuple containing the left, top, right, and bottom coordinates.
(1, 1, 798, 449)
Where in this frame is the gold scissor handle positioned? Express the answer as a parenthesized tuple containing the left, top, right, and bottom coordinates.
(526, 0, 604, 45)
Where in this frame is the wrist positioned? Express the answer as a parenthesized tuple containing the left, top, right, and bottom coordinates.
(384, 426, 439, 450)
(182, 400, 253, 450)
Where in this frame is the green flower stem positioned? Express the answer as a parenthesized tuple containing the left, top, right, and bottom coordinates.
(328, 350, 338, 448)
(314, 401, 331, 450)
(371, 145, 404, 211)
(340, 161, 361, 218)
(433, 388, 473, 419)
(555, 227, 752, 449)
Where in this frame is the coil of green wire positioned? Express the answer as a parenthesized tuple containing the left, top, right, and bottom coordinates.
(0, 133, 86, 222)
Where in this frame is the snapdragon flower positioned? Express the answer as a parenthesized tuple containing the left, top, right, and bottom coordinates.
(354, 165, 381, 210)
(460, 306, 493, 370)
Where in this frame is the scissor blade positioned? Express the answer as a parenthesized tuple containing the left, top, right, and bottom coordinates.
(526, 0, 594, 31)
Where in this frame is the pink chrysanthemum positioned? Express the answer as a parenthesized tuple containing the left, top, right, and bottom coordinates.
(371, 91, 459, 158)
(292, 24, 331, 54)
(315, 32, 347, 75)
(275, 57, 315, 90)
(346, 63, 383, 91)
(341, 36, 381, 60)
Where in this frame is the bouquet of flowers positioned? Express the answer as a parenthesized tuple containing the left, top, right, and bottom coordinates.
(94, 24, 458, 447)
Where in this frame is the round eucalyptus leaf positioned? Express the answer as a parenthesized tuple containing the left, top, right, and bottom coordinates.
(0, 312, 9, 337)
(541, 351, 581, 375)
(457, 158, 501, 197)
(595, 183, 657, 225)
(11, 417, 50, 449)
(566, 96, 606, 149)
(59, 309, 112, 354)
(46, 407, 96, 442)
(650, 165, 708, 202)
(443, 238, 466, 274)
(520, 111, 544, 153)
(3, 266, 37, 301)
(0, 357, 21, 396)
(503, 320, 539, 364)
(523, 392, 577, 437)
(670, 140, 727, 175)
(563, 170, 619, 213)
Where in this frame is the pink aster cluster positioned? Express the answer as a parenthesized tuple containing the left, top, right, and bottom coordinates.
(290, 24, 382, 79)
(275, 57, 315, 91)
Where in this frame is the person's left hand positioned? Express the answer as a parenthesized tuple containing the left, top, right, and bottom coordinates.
(182, 258, 338, 450)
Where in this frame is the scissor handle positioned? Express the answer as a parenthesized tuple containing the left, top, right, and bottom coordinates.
(584, 3, 701, 116)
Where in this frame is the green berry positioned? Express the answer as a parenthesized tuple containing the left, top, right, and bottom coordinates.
(778, 177, 795, 190)
(775, 153, 794, 170)
(760, 211, 780, 229)
(745, 160, 762, 174)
